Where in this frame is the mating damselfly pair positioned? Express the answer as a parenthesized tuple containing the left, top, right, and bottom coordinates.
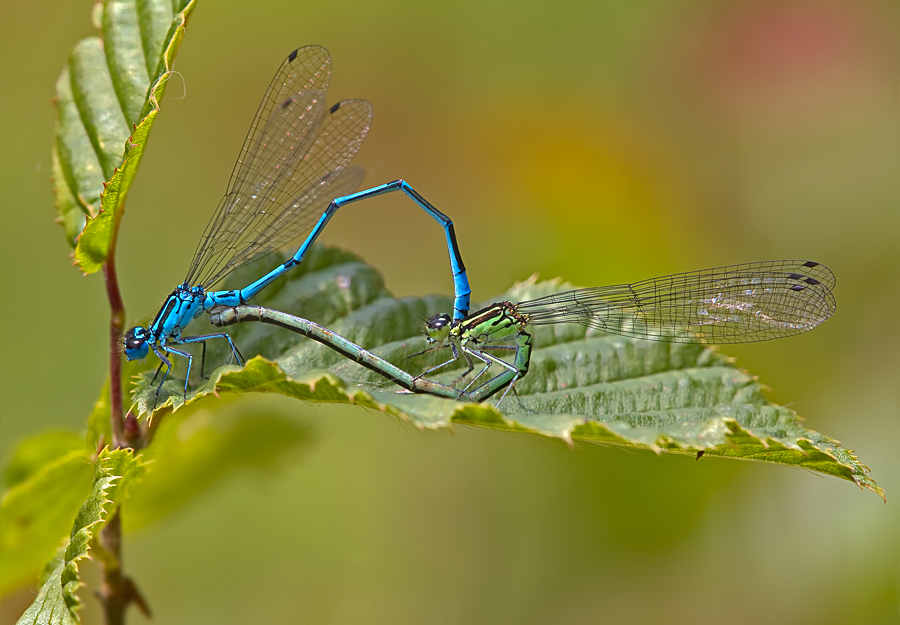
(123, 46, 836, 411)
(210, 259, 835, 406)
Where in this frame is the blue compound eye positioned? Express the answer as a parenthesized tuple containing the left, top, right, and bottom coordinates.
(123, 327, 150, 360)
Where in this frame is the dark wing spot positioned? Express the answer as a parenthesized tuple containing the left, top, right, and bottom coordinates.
(790, 285, 806, 292)
(802, 261, 820, 268)
(288, 49, 298, 62)
(804, 278, 821, 285)
(788, 273, 804, 280)
(329, 102, 341, 114)
(280, 96, 293, 109)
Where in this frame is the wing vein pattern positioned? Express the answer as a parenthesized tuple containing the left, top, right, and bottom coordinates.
(185, 46, 373, 289)
(517, 260, 836, 343)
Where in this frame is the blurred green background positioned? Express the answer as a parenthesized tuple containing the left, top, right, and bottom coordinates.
(2, 0, 898, 623)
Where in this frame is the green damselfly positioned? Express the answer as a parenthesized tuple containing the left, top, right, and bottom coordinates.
(418, 259, 836, 404)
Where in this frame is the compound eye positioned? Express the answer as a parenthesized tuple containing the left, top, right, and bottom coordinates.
(124, 327, 144, 349)
(125, 336, 144, 351)
(123, 327, 150, 360)
(424, 313, 453, 343)
(426, 313, 452, 331)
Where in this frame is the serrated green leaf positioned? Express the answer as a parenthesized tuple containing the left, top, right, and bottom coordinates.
(51, 141, 87, 248)
(13, 549, 77, 625)
(13, 449, 147, 623)
(123, 403, 312, 530)
(125, 245, 881, 497)
(0, 446, 93, 597)
(51, 0, 196, 267)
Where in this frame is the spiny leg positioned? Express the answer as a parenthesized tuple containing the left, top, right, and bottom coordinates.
(457, 348, 495, 397)
(161, 344, 193, 403)
(494, 371, 521, 407)
(178, 332, 246, 378)
(150, 360, 165, 386)
(414, 341, 464, 380)
(458, 344, 518, 397)
(406, 342, 448, 360)
(460, 346, 519, 398)
(449, 345, 477, 388)
(472, 365, 521, 407)
(149, 345, 173, 410)
(491, 331, 533, 407)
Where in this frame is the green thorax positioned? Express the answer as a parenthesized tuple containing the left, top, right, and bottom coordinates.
(455, 301, 528, 345)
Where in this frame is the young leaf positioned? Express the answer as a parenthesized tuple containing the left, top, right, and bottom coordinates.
(13, 548, 76, 625)
(0, 442, 93, 597)
(125, 245, 880, 497)
(1, 431, 87, 491)
(123, 403, 312, 530)
(51, 0, 196, 266)
(13, 448, 147, 624)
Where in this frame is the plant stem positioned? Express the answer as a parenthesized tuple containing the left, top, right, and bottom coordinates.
(101, 254, 128, 625)
(103, 256, 126, 449)
(100, 219, 151, 623)
(98, 512, 126, 625)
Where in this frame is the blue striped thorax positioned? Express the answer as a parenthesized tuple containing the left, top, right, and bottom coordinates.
(148, 286, 207, 342)
(123, 285, 208, 361)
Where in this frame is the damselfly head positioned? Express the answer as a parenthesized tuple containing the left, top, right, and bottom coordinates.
(424, 313, 452, 343)
(123, 326, 151, 361)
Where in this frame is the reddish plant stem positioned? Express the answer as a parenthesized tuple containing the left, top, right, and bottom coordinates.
(99, 207, 151, 624)
(101, 254, 129, 625)
(98, 512, 126, 625)
(103, 256, 126, 449)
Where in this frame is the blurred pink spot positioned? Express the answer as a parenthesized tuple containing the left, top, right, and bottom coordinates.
(689, 1, 886, 120)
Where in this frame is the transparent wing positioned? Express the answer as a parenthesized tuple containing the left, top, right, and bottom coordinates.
(185, 46, 373, 288)
(516, 260, 836, 344)
(200, 165, 367, 287)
